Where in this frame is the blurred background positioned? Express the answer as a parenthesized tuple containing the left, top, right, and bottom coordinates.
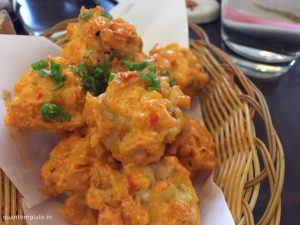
(0, 0, 116, 35)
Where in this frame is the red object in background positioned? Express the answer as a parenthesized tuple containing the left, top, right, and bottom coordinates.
(186, 0, 198, 10)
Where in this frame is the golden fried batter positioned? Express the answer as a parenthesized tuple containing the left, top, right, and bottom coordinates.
(98, 71, 190, 166)
(62, 6, 144, 68)
(149, 43, 209, 96)
(4, 57, 84, 132)
(61, 192, 98, 225)
(86, 156, 200, 225)
(41, 132, 103, 196)
(82, 93, 110, 148)
(167, 116, 217, 174)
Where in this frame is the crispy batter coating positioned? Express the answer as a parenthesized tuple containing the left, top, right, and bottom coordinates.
(40, 132, 103, 196)
(82, 93, 111, 148)
(86, 156, 200, 225)
(62, 6, 144, 68)
(149, 43, 209, 96)
(4, 57, 84, 132)
(167, 116, 217, 174)
(61, 192, 98, 225)
(97, 71, 190, 166)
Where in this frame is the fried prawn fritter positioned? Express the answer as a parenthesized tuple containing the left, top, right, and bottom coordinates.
(61, 192, 98, 225)
(97, 71, 190, 166)
(86, 157, 200, 225)
(167, 116, 217, 174)
(62, 6, 144, 68)
(149, 43, 209, 97)
(4, 57, 84, 132)
(40, 131, 104, 196)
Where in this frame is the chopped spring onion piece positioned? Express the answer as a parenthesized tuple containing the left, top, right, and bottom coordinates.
(152, 77, 160, 87)
(79, 11, 93, 21)
(124, 60, 148, 71)
(101, 10, 113, 20)
(68, 64, 80, 76)
(50, 82, 65, 92)
(100, 59, 111, 71)
(140, 72, 153, 86)
(83, 50, 93, 61)
(78, 62, 88, 77)
(49, 60, 66, 83)
(38, 69, 50, 78)
(108, 73, 116, 83)
(147, 86, 160, 91)
(148, 64, 157, 73)
(31, 60, 48, 70)
(40, 103, 71, 122)
(139, 71, 161, 91)
(169, 77, 176, 87)
(91, 66, 104, 79)
(82, 75, 97, 94)
(161, 70, 170, 77)
(37, 60, 66, 91)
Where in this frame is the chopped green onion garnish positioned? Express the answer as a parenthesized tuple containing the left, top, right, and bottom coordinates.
(31, 60, 48, 70)
(50, 82, 65, 92)
(138, 71, 161, 92)
(68, 64, 80, 76)
(152, 77, 160, 87)
(40, 103, 71, 123)
(124, 60, 148, 71)
(169, 77, 176, 87)
(161, 70, 170, 77)
(139, 72, 153, 86)
(147, 86, 160, 91)
(83, 50, 93, 61)
(78, 62, 88, 77)
(35, 60, 66, 91)
(148, 64, 157, 73)
(100, 59, 111, 71)
(38, 69, 49, 78)
(108, 73, 116, 83)
(91, 66, 104, 79)
(83, 75, 96, 94)
(49, 60, 66, 83)
(101, 10, 113, 20)
(79, 11, 93, 21)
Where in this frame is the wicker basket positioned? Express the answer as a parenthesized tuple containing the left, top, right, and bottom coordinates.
(0, 19, 284, 225)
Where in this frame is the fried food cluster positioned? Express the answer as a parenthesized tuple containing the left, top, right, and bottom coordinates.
(86, 157, 200, 225)
(4, 6, 217, 225)
(149, 43, 209, 97)
(98, 72, 189, 166)
(4, 57, 84, 132)
(62, 6, 144, 70)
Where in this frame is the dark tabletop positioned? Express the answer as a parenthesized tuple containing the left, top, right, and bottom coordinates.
(6, 0, 300, 224)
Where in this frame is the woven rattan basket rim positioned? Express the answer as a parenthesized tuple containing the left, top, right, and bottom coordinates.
(0, 18, 284, 225)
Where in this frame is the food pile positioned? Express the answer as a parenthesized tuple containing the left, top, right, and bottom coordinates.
(4, 6, 217, 225)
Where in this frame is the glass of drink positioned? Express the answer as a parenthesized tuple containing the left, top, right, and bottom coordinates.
(221, 0, 300, 79)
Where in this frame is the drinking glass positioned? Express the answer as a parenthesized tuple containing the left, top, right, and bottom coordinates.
(221, 0, 300, 79)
